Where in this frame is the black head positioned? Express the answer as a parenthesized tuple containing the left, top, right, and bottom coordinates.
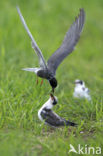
(50, 93, 58, 105)
(49, 78, 57, 89)
(75, 80, 83, 85)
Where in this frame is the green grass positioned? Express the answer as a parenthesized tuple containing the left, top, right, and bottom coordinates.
(0, 0, 103, 155)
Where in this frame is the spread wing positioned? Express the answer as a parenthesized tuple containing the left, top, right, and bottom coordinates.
(41, 108, 65, 127)
(47, 8, 85, 75)
(17, 6, 47, 69)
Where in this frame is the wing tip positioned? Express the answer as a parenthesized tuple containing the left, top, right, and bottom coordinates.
(16, 5, 20, 13)
(21, 68, 26, 71)
(79, 8, 85, 17)
(74, 8, 85, 33)
(80, 8, 85, 12)
(75, 8, 85, 23)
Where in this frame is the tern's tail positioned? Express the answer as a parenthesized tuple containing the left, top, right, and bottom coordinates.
(66, 120, 77, 127)
(22, 68, 40, 74)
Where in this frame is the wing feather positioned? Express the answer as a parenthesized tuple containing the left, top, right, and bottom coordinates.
(47, 9, 85, 75)
(17, 6, 47, 69)
(41, 109, 65, 126)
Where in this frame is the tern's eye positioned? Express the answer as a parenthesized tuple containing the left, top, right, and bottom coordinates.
(53, 99, 57, 105)
(78, 80, 83, 85)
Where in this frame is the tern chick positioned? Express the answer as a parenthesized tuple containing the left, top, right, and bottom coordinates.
(17, 7, 85, 93)
(73, 79, 91, 101)
(38, 94, 76, 127)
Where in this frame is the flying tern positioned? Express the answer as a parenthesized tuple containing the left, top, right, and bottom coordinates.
(17, 7, 85, 93)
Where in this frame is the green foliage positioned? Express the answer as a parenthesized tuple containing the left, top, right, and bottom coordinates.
(0, 0, 103, 155)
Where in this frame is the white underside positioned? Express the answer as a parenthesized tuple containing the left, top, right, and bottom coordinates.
(73, 86, 91, 101)
(38, 98, 53, 121)
(38, 109, 44, 121)
(38, 96, 58, 122)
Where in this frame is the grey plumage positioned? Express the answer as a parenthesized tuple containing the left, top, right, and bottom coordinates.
(41, 108, 76, 127)
(16, 6, 47, 69)
(47, 9, 85, 75)
(17, 7, 85, 91)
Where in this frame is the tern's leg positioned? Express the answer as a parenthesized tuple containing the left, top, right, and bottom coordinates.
(40, 79, 43, 86)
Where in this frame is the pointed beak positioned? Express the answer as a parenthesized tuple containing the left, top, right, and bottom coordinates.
(50, 93, 55, 101)
(52, 88, 54, 93)
(50, 93, 54, 97)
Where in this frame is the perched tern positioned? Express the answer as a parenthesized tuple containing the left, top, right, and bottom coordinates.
(73, 80, 91, 101)
(38, 94, 76, 127)
(17, 7, 85, 93)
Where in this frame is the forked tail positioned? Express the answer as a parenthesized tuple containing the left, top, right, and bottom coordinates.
(22, 68, 40, 74)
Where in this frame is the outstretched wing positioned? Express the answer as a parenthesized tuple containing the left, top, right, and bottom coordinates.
(47, 9, 85, 75)
(41, 108, 65, 127)
(17, 6, 47, 69)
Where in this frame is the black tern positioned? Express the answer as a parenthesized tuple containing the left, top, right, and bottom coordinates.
(73, 79, 91, 100)
(17, 7, 85, 93)
(38, 94, 76, 127)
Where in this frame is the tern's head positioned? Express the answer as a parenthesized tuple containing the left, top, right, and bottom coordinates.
(75, 79, 84, 86)
(49, 78, 57, 90)
(50, 93, 58, 105)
